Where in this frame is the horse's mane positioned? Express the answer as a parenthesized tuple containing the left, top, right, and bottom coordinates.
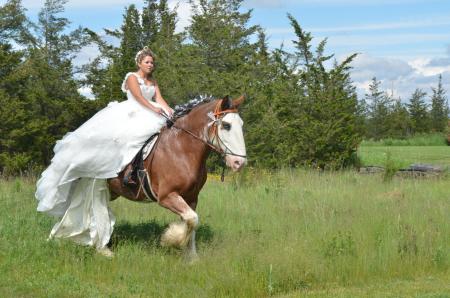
(171, 95, 216, 121)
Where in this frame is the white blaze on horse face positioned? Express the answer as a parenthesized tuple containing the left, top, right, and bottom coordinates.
(218, 113, 247, 172)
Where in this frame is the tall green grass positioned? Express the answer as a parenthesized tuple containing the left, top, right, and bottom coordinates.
(1, 171, 449, 297)
(358, 146, 450, 168)
(361, 133, 448, 146)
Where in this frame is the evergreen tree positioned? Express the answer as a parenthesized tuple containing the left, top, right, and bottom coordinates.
(0, 0, 95, 174)
(85, 1, 184, 105)
(430, 74, 448, 132)
(387, 99, 411, 138)
(248, 14, 361, 169)
(187, 0, 258, 96)
(149, 0, 186, 104)
(365, 77, 392, 139)
(0, 0, 33, 45)
(141, 0, 159, 45)
(407, 88, 429, 134)
(85, 4, 143, 104)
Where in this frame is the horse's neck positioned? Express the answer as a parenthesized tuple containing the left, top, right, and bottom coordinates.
(169, 102, 215, 162)
(176, 101, 214, 133)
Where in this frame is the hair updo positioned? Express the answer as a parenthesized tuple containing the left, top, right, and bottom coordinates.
(134, 46, 156, 66)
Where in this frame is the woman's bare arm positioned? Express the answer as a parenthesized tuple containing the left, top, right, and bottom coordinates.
(153, 81, 173, 115)
(126, 75, 162, 114)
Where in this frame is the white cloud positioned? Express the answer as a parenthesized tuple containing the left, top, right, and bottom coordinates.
(168, 0, 193, 33)
(351, 54, 414, 80)
(349, 53, 450, 101)
(73, 44, 99, 65)
(78, 86, 94, 99)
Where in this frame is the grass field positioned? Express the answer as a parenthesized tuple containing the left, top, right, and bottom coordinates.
(1, 169, 449, 297)
(358, 146, 450, 168)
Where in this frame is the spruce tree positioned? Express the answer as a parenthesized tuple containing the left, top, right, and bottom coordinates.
(387, 99, 411, 138)
(187, 0, 258, 96)
(141, 0, 159, 45)
(149, 0, 185, 104)
(0, 0, 95, 173)
(257, 14, 361, 168)
(365, 77, 392, 139)
(430, 74, 448, 132)
(407, 88, 429, 134)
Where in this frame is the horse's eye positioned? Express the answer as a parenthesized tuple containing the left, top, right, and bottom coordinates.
(222, 122, 231, 130)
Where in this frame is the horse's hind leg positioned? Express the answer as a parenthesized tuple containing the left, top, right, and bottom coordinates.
(159, 193, 199, 257)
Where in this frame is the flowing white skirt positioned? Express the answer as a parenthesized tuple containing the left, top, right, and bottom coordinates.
(36, 99, 166, 248)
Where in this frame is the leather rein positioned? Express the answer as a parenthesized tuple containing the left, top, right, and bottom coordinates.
(164, 99, 247, 159)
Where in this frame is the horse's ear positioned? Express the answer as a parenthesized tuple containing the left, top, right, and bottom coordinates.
(232, 95, 245, 108)
(221, 95, 232, 111)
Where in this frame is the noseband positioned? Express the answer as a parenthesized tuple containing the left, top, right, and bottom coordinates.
(164, 99, 246, 159)
(206, 100, 247, 159)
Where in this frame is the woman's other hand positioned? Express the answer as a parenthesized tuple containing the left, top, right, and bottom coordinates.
(152, 107, 163, 115)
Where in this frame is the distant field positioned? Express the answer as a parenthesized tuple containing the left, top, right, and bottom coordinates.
(1, 170, 449, 297)
(361, 133, 448, 146)
(358, 145, 450, 168)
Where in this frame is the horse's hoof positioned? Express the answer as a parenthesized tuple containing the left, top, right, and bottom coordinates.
(97, 247, 114, 258)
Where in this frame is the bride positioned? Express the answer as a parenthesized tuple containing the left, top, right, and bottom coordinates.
(35, 47, 173, 256)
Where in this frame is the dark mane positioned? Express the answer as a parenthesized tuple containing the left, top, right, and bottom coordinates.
(171, 95, 215, 121)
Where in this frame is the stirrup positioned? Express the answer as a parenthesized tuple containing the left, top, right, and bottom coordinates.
(123, 171, 137, 187)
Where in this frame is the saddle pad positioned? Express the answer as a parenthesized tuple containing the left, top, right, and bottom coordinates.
(142, 135, 158, 160)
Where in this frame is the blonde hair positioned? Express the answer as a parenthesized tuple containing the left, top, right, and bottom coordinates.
(135, 46, 156, 80)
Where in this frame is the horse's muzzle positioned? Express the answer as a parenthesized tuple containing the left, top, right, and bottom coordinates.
(226, 155, 247, 172)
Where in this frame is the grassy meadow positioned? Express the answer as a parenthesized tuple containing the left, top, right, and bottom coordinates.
(358, 134, 450, 169)
(1, 168, 449, 297)
(358, 146, 450, 169)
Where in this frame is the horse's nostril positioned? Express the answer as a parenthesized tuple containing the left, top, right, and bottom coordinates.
(234, 160, 241, 165)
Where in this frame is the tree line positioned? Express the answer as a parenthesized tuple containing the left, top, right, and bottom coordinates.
(361, 76, 448, 140)
(0, 0, 448, 175)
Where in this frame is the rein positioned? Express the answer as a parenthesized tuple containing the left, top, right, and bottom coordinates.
(161, 100, 246, 181)
(163, 100, 246, 158)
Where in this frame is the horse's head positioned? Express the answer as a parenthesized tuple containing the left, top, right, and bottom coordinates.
(210, 95, 247, 172)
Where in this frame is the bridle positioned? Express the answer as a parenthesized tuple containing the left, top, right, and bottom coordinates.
(163, 99, 246, 158)
(205, 100, 247, 158)
(162, 99, 247, 180)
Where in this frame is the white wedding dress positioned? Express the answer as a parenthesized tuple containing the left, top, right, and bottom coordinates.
(35, 73, 168, 249)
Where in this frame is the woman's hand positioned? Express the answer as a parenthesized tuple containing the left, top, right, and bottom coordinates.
(152, 107, 163, 115)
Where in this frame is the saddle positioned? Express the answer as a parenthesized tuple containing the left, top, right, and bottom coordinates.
(123, 133, 159, 201)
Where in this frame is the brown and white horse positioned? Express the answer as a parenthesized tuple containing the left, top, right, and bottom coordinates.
(107, 95, 247, 259)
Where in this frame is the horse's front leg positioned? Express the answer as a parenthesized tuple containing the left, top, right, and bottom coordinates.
(185, 200, 199, 261)
(159, 192, 199, 259)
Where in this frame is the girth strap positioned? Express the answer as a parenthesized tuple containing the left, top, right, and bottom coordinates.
(124, 133, 159, 202)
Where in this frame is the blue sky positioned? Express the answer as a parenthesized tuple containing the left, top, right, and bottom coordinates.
(7, 0, 450, 101)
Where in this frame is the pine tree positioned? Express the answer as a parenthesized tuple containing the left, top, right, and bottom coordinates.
(407, 88, 429, 134)
(187, 0, 258, 95)
(85, 1, 184, 105)
(0, 0, 33, 45)
(0, 0, 95, 174)
(430, 74, 448, 132)
(253, 14, 361, 168)
(387, 99, 411, 138)
(365, 77, 392, 139)
(149, 0, 185, 104)
(141, 0, 159, 45)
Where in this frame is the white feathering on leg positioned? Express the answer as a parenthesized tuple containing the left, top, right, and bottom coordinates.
(160, 221, 188, 248)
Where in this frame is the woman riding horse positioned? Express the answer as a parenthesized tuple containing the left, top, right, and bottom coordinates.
(35, 47, 247, 258)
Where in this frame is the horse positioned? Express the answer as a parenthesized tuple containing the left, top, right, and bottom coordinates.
(107, 95, 247, 259)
